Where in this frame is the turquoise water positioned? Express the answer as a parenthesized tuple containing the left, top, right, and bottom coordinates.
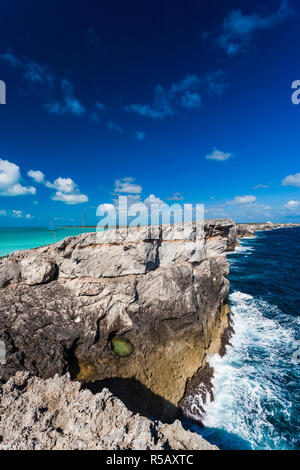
(0, 227, 98, 257)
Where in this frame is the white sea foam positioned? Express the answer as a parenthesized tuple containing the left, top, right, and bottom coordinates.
(200, 291, 297, 450)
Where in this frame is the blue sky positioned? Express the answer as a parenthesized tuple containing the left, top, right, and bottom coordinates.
(0, 0, 300, 225)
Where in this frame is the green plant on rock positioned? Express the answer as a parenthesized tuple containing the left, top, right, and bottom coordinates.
(111, 336, 134, 357)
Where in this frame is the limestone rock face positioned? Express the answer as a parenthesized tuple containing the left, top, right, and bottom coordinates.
(0, 220, 235, 421)
(0, 261, 20, 288)
(19, 254, 58, 285)
(205, 218, 237, 252)
(236, 222, 299, 239)
(236, 224, 256, 239)
(0, 372, 217, 450)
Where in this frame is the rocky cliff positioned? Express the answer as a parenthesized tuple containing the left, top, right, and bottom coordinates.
(0, 218, 235, 426)
(0, 371, 217, 450)
(236, 222, 299, 238)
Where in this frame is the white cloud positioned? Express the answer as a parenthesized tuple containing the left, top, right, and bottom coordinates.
(27, 169, 45, 183)
(205, 149, 233, 161)
(114, 177, 142, 194)
(254, 183, 270, 189)
(228, 195, 257, 205)
(126, 74, 202, 119)
(11, 210, 33, 219)
(47, 177, 76, 193)
(45, 79, 85, 117)
(0, 210, 7, 216)
(45, 176, 88, 205)
(167, 192, 184, 201)
(112, 194, 141, 212)
(0, 159, 36, 197)
(206, 1, 293, 56)
(284, 200, 300, 210)
(12, 210, 22, 218)
(5, 183, 36, 196)
(282, 173, 300, 188)
(52, 191, 88, 205)
(0, 159, 20, 188)
(144, 194, 165, 206)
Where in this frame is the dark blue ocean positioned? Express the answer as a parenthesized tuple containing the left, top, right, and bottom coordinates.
(192, 227, 300, 450)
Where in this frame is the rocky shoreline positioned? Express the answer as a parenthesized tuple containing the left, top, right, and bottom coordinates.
(0, 220, 298, 450)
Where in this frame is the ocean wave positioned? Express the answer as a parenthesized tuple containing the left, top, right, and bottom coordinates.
(197, 291, 298, 450)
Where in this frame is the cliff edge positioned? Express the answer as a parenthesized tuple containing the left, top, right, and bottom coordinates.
(0, 219, 235, 425)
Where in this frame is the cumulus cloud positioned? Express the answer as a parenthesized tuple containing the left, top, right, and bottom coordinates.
(228, 195, 257, 205)
(205, 1, 293, 56)
(52, 191, 88, 204)
(282, 173, 300, 188)
(284, 200, 300, 210)
(27, 169, 45, 183)
(45, 176, 88, 205)
(114, 177, 142, 194)
(0, 159, 36, 197)
(5, 183, 36, 196)
(126, 74, 202, 119)
(205, 148, 233, 161)
(144, 194, 165, 207)
(46, 177, 77, 193)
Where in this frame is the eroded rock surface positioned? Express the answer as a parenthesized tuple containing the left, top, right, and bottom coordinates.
(0, 372, 217, 450)
(0, 220, 235, 421)
(236, 222, 299, 239)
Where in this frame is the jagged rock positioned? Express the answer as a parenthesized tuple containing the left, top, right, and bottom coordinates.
(0, 372, 217, 450)
(236, 222, 299, 239)
(205, 218, 237, 252)
(0, 261, 20, 288)
(0, 220, 235, 421)
(19, 254, 58, 285)
(236, 224, 256, 238)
